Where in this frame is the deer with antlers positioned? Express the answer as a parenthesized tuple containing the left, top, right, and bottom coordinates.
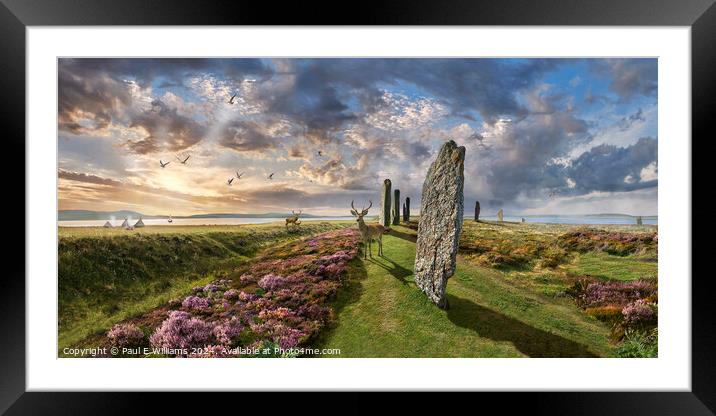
(351, 200, 390, 259)
(285, 210, 302, 229)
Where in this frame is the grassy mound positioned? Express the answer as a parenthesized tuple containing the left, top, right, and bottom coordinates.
(58, 222, 350, 350)
(315, 224, 615, 357)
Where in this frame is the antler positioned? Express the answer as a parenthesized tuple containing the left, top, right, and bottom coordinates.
(351, 200, 356, 210)
(361, 200, 372, 215)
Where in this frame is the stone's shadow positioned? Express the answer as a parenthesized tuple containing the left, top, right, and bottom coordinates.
(446, 294, 599, 358)
(367, 256, 413, 285)
(386, 228, 417, 243)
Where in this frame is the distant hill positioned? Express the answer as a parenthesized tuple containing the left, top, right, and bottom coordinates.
(58, 210, 325, 221)
(584, 213, 658, 219)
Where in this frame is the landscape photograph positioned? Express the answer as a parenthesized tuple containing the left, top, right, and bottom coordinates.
(58, 57, 658, 358)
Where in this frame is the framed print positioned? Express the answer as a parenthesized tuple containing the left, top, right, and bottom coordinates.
(1, 0, 712, 413)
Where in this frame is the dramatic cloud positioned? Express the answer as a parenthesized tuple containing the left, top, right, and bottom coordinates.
(59, 169, 122, 186)
(591, 59, 657, 102)
(567, 137, 658, 193)
(58, 58, 658, 215)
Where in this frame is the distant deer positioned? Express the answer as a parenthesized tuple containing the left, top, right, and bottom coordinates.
(285, 210, 302, 229)
(351, 200, 390, 259)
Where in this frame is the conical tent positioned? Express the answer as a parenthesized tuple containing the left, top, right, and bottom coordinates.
(103, 221, 113, 228)
(121, 218, 129, 228)
(134, 218, 145, 228)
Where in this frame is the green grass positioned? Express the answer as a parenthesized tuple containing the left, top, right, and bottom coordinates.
(315, 224, 616, 357)
(61, 219, 657, 358)
(564, 251, 657, 281)
(58, 221, 351, 350)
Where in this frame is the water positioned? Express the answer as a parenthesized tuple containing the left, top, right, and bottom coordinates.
(474, 215, 657, 225)
(57, 217, 354, 227)
(58, 214, 656, 227)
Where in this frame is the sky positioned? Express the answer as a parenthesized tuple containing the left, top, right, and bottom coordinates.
(57, 58, 657, 216)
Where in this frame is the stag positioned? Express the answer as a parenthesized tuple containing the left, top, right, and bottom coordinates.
(351, 200, 389, 259)
(285, 210, 302, 229)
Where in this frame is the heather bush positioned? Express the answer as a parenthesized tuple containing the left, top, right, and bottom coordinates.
(622, 299, 656, 325)
(213, 317, 244, 346)
(139, 226, 360, 358)
(258, 273, 287, 291)
(182, 295, 211, 312)
(203, 283, 221, 293)
(557, 229, 657, 256)
(568, 279, 657, 308)
(238, 291, 258, 302)
(150, 311, 214, 352)
(223, 289, 239, 300)
(107, 323, 145, 348)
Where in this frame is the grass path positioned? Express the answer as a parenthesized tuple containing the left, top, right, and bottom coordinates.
(316, 225, 615, 357)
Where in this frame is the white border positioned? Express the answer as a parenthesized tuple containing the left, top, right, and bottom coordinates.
(27, 27, 691, 391)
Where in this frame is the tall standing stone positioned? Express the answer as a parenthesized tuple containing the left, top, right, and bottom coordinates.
(405, 197, 411, 222)
(392, 189, 400, 225)
(497, 209, 504, 222)
(414, 140, 465, 309)
(380, 179, 392, 227)
(474, 201, 481, 221)
(636, 216, 643, 225)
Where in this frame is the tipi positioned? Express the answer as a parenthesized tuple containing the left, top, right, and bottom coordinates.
(120, 218, 130, 228)
(134, 217, 145, 228)
(103, 221, 113, 228)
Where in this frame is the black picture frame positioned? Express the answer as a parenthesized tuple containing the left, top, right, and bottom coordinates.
(1, 0, 710, 413)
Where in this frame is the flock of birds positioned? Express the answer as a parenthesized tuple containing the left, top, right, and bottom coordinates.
(159, 155, 277, 186)
(156, 92, 326, 188)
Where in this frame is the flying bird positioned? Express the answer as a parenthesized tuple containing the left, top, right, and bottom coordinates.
(176, 154, 191, 164)
(227, 178, 234, 186)
(268, 173, 274, 180)
(228, 93, 237, 105)
(236, 171, 244, 179)
(159, 160, 170, 168)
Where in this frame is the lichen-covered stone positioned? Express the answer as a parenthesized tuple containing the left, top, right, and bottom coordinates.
(404, 197, 411, 222)
(380, 179, 392, 227)
(414, 140, 465, 309)
(392, 189, 400, 225)
(497, 209, 503, 222)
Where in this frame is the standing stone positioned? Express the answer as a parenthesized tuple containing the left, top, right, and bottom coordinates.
(392, 189, 401, 225)
(497, 209, 504, 222)
(521, 217, 525, 223)
(380, 179, 392, 227)
(405, 197, 411, 222)
(636, 216, 643, 225)
(474, 201, 481, 221)
(414, 140, 465, 309)
(402, 203, 407, 222)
